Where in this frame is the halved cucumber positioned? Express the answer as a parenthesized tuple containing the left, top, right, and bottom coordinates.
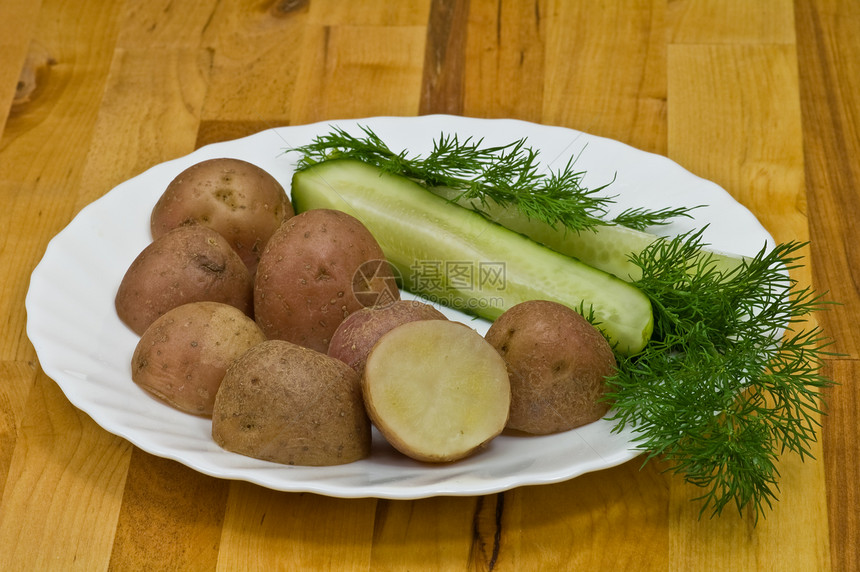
(430, 187, 746, 282)
(291, 159, 653, 355)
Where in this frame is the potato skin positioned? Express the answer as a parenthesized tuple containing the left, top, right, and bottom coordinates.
(484, 300, 616, 434)
(132, 302, 266, 416)
(116, 225, 254, 335)
(328, 300, 446, 374)
(254, 209, 400, 353)
(211, 339, 371, 466)
(151, 158, 293, 274)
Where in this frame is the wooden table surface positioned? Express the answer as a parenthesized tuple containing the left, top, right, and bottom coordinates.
(1, 1, 858, 570)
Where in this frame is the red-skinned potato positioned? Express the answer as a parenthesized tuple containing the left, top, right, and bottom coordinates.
(151, 158, 293, 274)
(328, 300, 447, 375)
(116, 225, 253, 335)
(254, 209, 400, 353)
(211, 339, 371, 466)
(132, 302, 266, 416)
(484, 300, 616, 434)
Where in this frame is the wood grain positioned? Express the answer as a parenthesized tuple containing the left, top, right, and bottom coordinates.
(0, 374, 131, 570)
(218, 485, 375, 570)
(289, 24, 427, 124)
(0, 0, 43, 132)
(0, 1, 856, 570)
(109, 450, 229, 571)
(0, 0, 124, 363)
(795, 0, 860, 359)
(0, 361, 36, 500)
(667, 39, 830, 572)
(668, 0, 796, 44)
(542, 0, 667, 155)
(794, 1, 860, 569)
(420, 0, 469, 115)
(822, 360, 860, 572)
(463, 0, 544, 123)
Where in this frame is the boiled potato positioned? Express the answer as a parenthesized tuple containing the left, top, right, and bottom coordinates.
(151, 158, 293, 274)
(484, 300, 616, 434)
(116, 225, 253, 335)
(254, 209, 400, 353)
(361, 320, 510, 463)
(211, 339, 371, 466)
(328, 300, 447, 375)
(132, 301, 266, 416)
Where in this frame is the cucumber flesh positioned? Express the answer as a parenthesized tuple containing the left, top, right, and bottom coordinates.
(291, 159, 653, 356)
(430, 187, 747, 282)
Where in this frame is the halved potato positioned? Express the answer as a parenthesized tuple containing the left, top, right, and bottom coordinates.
(212, 340, 371, 466)
(132, 301, 266, 416)
(361, 320, 510, 463)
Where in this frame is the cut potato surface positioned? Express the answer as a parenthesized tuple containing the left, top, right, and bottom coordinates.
(362, 320, 510, 462)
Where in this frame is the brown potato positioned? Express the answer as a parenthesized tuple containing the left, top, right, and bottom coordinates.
(211, 339, 371, 466)
(132, 302, 266, 416)
(328, 300, 447, 375)
(484, 300, 616, 434)
(116, 225, 253, 335)
(151, 158, 293, 274)
(254, 209, 400, 353)
(362, 320, 510, 463)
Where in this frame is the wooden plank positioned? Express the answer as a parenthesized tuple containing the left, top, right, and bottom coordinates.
(668, 44, 808, 246)
(196, 120, 286, 148)
(462, 0, 544, 123)
(667, 43, 830, 571)
(70, 6, 225, 569)
(0, 374, 131, 571)
(367, 497, 477, 570)
(72, 47, 211, 211)
(822, 360, 860, 572)
(217, 484, 376, 571)
(289, 24, 427, 124)
(0, 361, 37, 500)
(0, 0, 124, 362)
(420, 0, 470, 115)
(794, 2, 860, 568)
(668, 0, 796, 44)
(115, 0, 220, 49)
(496, 460, 671, 571)
(307, 0, 431, 25)
(0, 0, 45, 134)
(541, 0, 667, 155)
(109, 450, 230, 571)
(794, 0, 860, 359)
(200, 0, 310, 123)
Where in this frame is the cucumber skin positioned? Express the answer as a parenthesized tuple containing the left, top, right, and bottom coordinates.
(429, 187, 746, 282)
(291, 159, 653, 356)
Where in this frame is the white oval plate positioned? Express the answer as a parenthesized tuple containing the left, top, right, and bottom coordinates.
(25, 116, 773, 499)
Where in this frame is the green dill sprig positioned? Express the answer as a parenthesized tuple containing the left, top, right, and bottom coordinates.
(606, 230, 836, 521)
(612, 205, 699, 231)
(291, 125, 690, 232)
